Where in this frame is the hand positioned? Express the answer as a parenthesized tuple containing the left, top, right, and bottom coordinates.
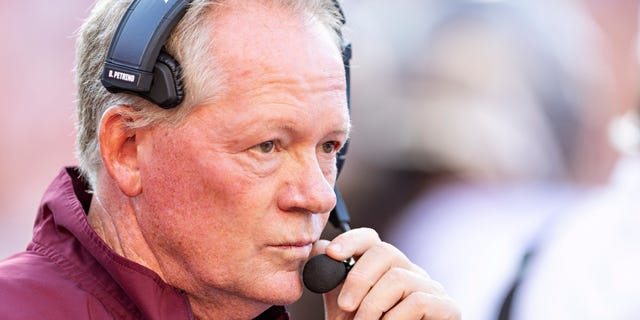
(312, 228, 460, 320)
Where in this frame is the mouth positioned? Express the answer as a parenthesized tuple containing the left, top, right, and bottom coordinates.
(269, 240, 314, 258)
(272, 240, 313, 250)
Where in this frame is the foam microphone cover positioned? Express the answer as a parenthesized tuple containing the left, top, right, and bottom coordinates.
(303, 254, 349, 293)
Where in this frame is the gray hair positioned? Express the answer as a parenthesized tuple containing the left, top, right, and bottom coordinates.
(75, 0, 346, 189)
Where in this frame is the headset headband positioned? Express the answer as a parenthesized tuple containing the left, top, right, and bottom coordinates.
(101, 0, 192, 108)
(101, 0, 350, 110)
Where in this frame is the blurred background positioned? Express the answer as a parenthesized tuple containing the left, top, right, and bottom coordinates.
(0, 2, 87, 256)
(2, 1, 640, 319)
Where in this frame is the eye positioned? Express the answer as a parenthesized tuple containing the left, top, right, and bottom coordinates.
(321, 141, 338, 154)
(257, 141, 275, 153)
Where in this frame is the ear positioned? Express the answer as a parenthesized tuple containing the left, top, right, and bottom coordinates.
(98, 105, 142, 197)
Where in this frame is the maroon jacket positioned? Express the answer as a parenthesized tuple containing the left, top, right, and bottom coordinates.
(0, 167, 289, 320)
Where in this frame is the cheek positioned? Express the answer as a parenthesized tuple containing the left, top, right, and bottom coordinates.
(139, 147, 252, 229)
(138, 125, 251, 209)
(134, 128, 274, 245)
(134, 138, 280, 291)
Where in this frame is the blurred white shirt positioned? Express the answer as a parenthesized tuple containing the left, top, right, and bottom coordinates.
(387, 180, 586, 320)
(513, 156, 640, 320)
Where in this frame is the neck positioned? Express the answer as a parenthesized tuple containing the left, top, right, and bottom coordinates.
(189, 292, 272, 320)
(87, 191, 166, 279)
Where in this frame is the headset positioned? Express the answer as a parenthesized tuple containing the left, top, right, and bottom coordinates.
(101, 0, 353, 231)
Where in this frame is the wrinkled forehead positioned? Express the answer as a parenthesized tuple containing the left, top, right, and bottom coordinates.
(211, 1, 342, 63)
(200, 0, 347, 102)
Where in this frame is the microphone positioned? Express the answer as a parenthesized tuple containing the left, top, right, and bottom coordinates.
(303, 254, 354, 293)
(303, 188, 354, 294)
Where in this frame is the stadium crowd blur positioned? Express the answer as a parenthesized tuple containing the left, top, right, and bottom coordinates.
(2, 1, 640, 319)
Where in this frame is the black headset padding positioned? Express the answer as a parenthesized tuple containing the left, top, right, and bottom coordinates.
(152, 51, 185, 109)
(101, 0, 192, 108)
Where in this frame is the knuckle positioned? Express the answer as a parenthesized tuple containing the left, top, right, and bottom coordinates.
(360, 297, 387, 315)
(373, 241, 399, 256)
(407, 291, 431, 313)
(378, 241, 396, 252)
(410, 262, 430, 277)
(347, 269, 376, 288)
(386, 266, 410, 282)
(410, 292, 461, 320)
(359, 227, 381, 242)
(373, 242, 411, 267)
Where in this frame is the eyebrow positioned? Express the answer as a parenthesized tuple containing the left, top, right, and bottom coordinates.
(277, 120, 351, 138)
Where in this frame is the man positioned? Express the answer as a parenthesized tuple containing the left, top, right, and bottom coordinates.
(0, 0, 460, 319)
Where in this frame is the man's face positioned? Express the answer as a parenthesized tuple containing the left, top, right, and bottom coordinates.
(132, 3, 349, 310)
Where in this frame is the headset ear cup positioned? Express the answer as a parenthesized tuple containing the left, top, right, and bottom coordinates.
(155, 51, 186, 107)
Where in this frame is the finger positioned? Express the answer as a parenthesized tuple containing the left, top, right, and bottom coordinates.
(310, 239, 331, 257)
(325, 227, 381, 261)
(353, 267, 445, 319)
(337, 241, 417, 311)
(381, 291, 461, 320)
(321, 228, 380, 316)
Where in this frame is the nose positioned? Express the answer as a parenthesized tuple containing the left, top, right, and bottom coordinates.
(278, 153, 337, 214)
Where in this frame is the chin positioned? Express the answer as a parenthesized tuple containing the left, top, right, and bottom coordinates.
(258, 271, 305, 305)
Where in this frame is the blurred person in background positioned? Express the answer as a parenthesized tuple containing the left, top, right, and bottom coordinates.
(384, 2, 602, 319)
(506, 0, 640, 319)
